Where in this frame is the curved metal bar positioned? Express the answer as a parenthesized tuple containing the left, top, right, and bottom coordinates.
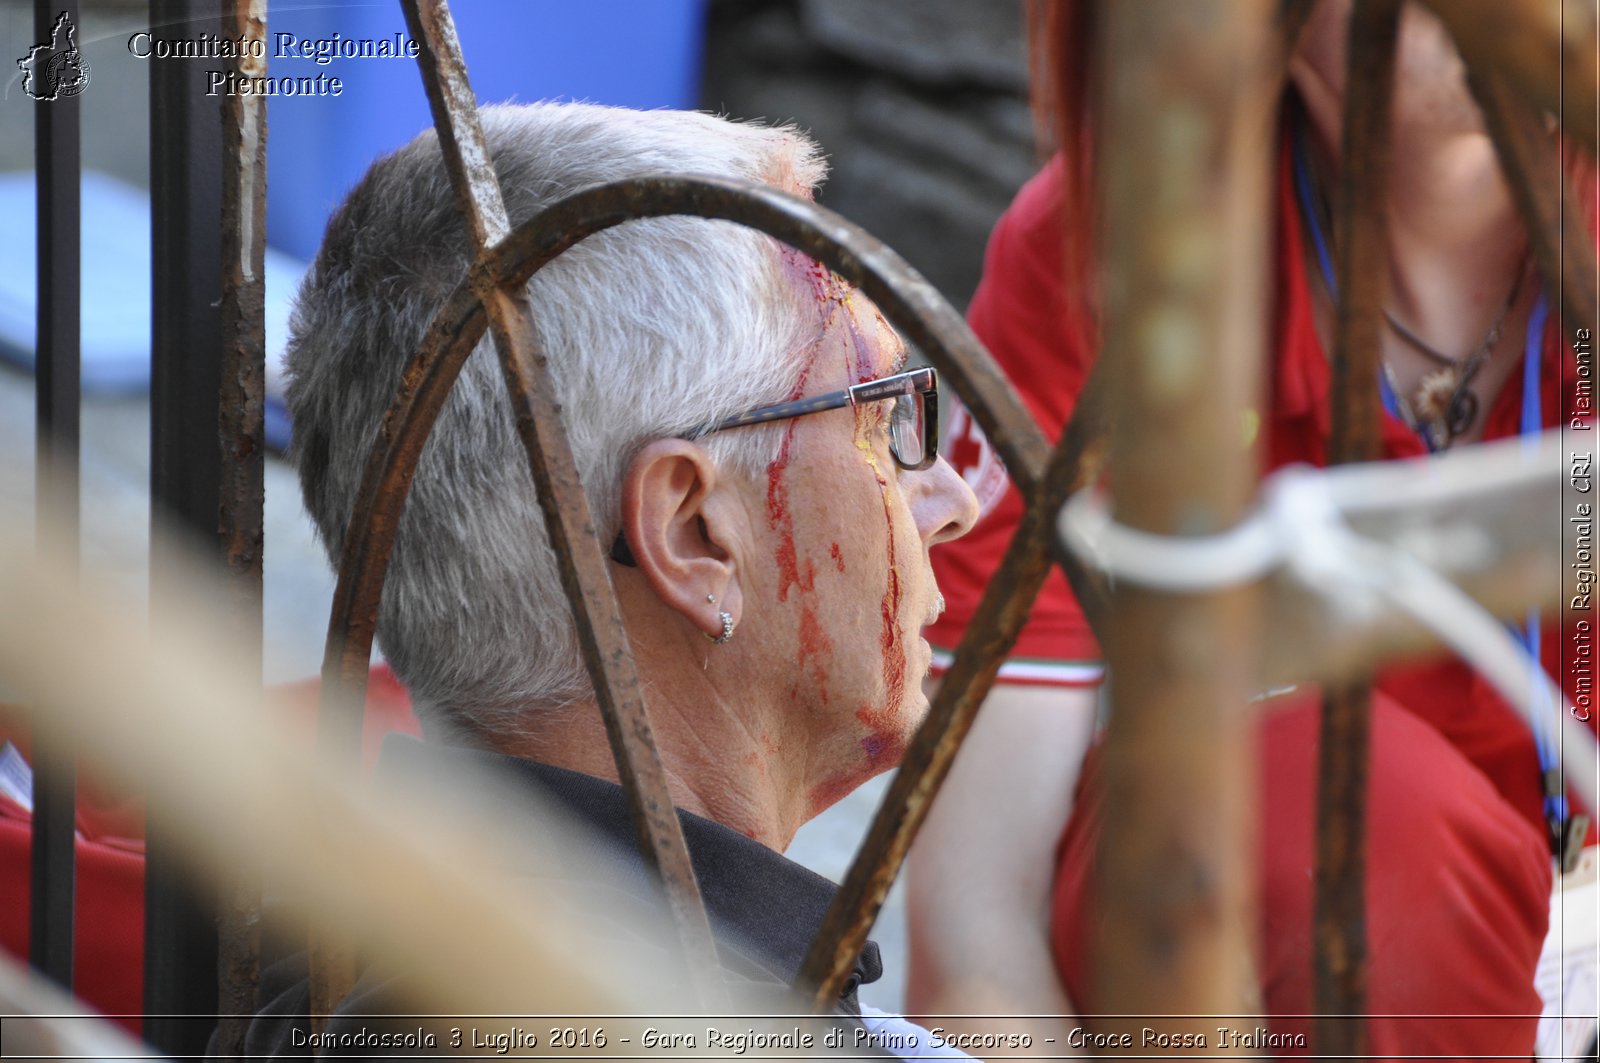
(318, 174, 1054, 1012)
(799, 404, 1089, 1008)
(478, 178, 1053, 490)
(1420, 0, 1598, 158)
(311, 283, 486, 1018)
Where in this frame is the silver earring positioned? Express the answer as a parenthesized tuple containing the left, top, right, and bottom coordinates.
(703, 611, 735, 645)
(706, 593, 716, 603)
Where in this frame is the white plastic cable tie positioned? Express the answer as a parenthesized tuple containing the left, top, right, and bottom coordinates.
(1058, 458, 1597, 813)
(1267, 466, 1391, 626)
(1058, 487, 1282, 593)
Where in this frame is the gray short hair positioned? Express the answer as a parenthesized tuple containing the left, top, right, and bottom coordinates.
(286, 103, 827, 739)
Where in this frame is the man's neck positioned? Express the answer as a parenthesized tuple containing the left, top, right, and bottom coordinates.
(486, 687, 810, 852)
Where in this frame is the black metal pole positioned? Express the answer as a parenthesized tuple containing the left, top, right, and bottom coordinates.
(30, 0, 82, 995)
(146, 0, 225, 1054)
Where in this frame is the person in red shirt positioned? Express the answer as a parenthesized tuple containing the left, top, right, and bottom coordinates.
(908, 1, 1596, 1055)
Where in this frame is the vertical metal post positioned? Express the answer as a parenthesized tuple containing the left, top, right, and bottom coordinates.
(146, 0, 225, 1053)
(1090, 0, 1275, 1042)
(212, 0, 268, 1055)
(1311, 3, 1401, 1054)
(30, 0, 81, 995)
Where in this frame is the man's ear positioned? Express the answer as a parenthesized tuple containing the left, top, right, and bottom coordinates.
(618, 439, 746, 637)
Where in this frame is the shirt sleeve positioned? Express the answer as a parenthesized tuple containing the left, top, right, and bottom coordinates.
(927, 157, 1105, 687)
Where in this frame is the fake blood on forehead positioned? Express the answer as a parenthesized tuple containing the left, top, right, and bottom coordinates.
(780, 247, 851, 313)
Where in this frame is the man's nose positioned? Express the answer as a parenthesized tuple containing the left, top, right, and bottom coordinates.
(916, 455, 980, 547)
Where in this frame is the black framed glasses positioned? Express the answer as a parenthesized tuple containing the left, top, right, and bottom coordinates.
(696, 366, 939, 471)
(611, 367, 940, 566)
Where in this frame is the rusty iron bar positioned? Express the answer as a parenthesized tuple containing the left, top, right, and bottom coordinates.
(396, 0, 726, 1013)
(29, 0, 81, 995)
(1311, 4, 1402, 1051)
(311, 172, 1052, 1014)
(799, 412, 1081, 1008)
(1089, 0, 1276, 1043)
(1324, 0, 1400, 468)
(0, 523, 675, 1027)
(1419, 0, 1599, 158)
(1468, 69, 1600, 345)
(214, 0, 268, 1054)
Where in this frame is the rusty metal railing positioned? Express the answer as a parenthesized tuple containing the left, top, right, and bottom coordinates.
(307, 163, 1069, 1011)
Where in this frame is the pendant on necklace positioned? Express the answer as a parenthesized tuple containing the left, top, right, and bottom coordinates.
(1444, 387, 1478, 438)
(1414, 368, 1459, 424)
(1408, 367, 1479, 449)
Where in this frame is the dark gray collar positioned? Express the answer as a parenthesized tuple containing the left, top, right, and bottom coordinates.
(376, 736, 882, 1003)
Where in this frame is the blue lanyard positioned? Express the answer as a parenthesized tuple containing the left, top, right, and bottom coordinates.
(1290, 120, 1569, 850)
(1289, 128, 1409, 425)
(1519, 296, 1564, 835)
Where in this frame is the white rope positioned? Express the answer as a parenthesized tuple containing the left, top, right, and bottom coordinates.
(1059, 440, 1598, 815)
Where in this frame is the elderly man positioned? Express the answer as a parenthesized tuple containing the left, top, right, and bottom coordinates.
(239, 102, 979, 1054)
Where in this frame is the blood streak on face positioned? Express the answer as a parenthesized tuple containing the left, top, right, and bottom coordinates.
(766, 335, 819, 605)
(769, 250, 851, 607)
(770, 251, 862, 715)
(829, 542, 846, 573)
(797, 606, 834, 706)
(846, 314, 908, 733)
(845, 301, 879, 385)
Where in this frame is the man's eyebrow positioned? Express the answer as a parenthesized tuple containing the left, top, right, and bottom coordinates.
(889, 345, 909, 375)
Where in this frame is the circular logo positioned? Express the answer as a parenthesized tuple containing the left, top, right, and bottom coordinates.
(44, 48, 90, 98)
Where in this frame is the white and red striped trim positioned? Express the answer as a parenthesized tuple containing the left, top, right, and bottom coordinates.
(929, 646, 1105, 688)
